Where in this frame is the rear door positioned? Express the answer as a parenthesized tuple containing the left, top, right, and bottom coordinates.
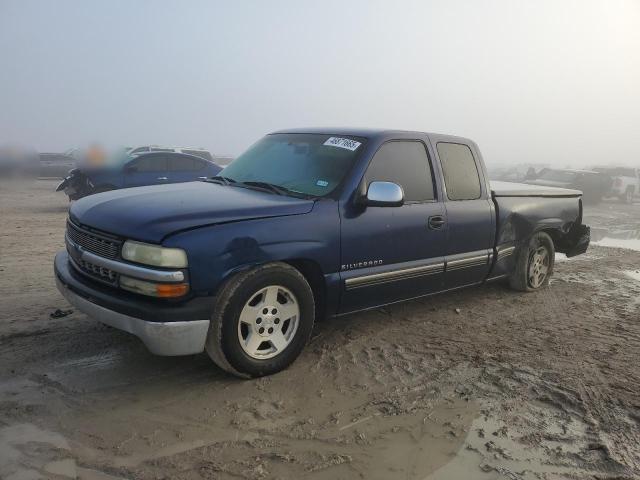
(434, 141, 494, 288)
(339, 139, 447, 313)
(123, 154, 169, 187)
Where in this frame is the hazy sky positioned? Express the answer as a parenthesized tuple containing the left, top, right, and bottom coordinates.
(1, 0, 639, 167)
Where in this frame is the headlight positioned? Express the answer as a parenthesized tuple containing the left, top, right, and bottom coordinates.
(121, 240, 188, 268)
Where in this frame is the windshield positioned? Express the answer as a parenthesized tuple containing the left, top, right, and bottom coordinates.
(220, 133, 366, 197)
(537, 169, 578, 182)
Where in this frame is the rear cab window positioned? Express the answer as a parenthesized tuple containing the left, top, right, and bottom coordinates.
(437, 143, 482, 200)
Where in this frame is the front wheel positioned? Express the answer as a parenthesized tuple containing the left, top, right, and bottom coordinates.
(509, 232, 555, 292)
(206, 262, 315, 378)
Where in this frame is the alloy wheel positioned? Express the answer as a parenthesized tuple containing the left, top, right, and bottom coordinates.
(528, 246, 550, 288)
(237, 285, 300, 359)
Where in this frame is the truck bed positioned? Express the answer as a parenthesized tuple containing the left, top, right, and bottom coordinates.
(490, 181, 582, 198)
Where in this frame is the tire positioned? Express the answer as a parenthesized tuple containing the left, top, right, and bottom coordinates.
(509, 232, 555, 292)
(205, 262, 315, 378)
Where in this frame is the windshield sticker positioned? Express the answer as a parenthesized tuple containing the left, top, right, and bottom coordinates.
(323, 137, 361, 151)
(316, 180, 329, 187)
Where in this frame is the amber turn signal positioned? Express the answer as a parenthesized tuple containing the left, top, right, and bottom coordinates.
(120, 276, 189, 298)
(156, 283, 190, 298)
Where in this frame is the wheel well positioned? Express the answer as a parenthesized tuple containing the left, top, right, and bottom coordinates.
(540, 227, 573, 254)
(284, 259, 327, 320)
(540, 228, 560, 247)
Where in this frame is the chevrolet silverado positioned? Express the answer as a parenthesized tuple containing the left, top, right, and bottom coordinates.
(54, 129, 590, 378)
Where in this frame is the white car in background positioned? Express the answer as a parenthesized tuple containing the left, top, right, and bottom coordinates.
(127, 145, 214, 162)
(593, 166, 639, 203)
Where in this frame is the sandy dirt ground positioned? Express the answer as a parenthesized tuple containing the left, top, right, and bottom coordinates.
(0, 180, 639, 480)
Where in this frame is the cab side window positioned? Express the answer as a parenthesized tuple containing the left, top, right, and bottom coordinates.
(365, 141, 435, 202)
(437, 143, 481, 200)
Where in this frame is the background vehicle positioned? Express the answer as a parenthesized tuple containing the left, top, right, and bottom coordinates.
(524, 168, 610, 204)
(39, 152, 76, 178)
(56, 151, 222, 200)
(593, 166, 639, 203)
(54, 129, 589, 378)
(488, 163, 548, 183)
(128, 145, 214, 162)
(0, 145, 39, 179)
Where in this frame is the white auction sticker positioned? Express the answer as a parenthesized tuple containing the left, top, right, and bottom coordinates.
(323, 137, 361, 151)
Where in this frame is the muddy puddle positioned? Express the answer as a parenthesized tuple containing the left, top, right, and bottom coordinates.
(0, 423, 76, 479)
(427, 404, 592, 480)
(624, 270, 640, 282)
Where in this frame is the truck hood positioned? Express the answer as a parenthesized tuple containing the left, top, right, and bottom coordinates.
(70, 182, 315, 243)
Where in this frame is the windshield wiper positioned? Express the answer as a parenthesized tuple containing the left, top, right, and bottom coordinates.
(239, 181, 288, 195)
(239, 181, 314, 199)
(204, 175, 236, 186)
(205, 177, 314, 198)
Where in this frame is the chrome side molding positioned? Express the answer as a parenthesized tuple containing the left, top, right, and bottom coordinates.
(345, 262, 444, 290)
(344, 249, 496, 290)
(445, 253, 490, 271)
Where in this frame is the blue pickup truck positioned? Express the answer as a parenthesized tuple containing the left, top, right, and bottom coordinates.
(56, 151, 222, 200)
(54, 128, 590, 378)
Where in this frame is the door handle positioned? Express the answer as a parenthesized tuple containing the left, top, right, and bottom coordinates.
(157, 176, 168, 181)
(428, 215, 446, 229)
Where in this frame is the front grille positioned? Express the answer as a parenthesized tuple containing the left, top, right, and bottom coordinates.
(71, 256, 117, 284)
(66, 221, 121, 259)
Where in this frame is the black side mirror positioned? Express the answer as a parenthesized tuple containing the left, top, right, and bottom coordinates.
(124, 164, 137, 173)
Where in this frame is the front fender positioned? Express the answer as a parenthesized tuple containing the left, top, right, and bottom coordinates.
(163, 200, 340, 296)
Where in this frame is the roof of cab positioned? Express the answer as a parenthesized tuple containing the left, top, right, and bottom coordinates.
(269, 127, 472, 144)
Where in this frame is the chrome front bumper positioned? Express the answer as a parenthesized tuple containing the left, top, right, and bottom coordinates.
(55, 275, 210, 356)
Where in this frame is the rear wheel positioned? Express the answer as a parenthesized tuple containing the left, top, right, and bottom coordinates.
(206, 262, 315, 378)
(509, 232, 555, 292)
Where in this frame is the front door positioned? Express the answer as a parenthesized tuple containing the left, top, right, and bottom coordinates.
(339, 140, 447, 313)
